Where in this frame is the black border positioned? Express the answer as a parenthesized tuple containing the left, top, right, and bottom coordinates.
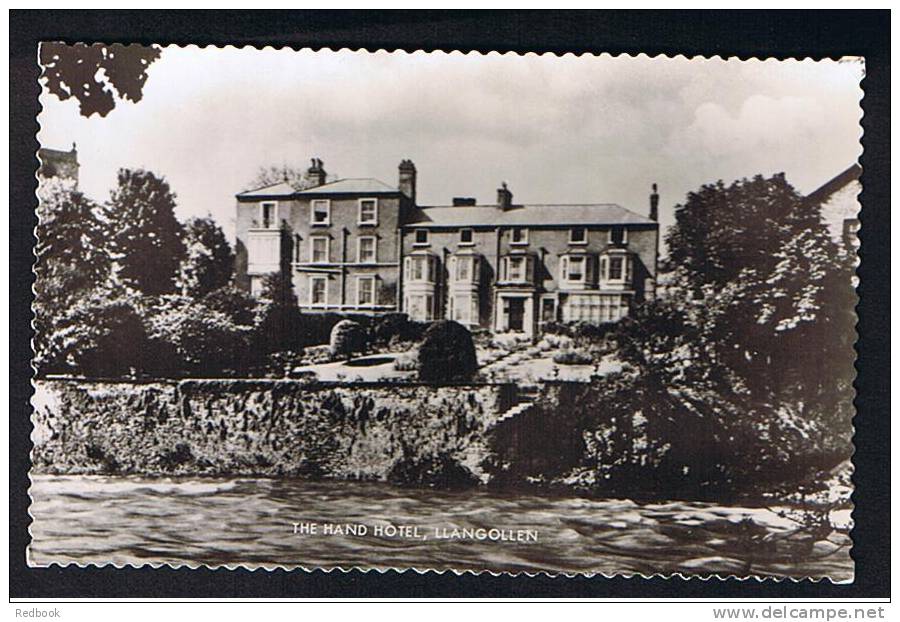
(9, 9, 890, 599)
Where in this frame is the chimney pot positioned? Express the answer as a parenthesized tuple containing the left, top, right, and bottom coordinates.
(497, 182, 513, 210)
(649, 182, 659, 221)
(306, 157, 327, 187)
(398, 159, 417, 203)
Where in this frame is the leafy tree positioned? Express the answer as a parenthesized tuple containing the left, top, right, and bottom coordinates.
(256, 271, 302, 353)
(39, 43, 161, 117)
(33, 179, 113, 375)
(246, 165, 309, 191)
(418, 320, 478, 383)
(203, 285, 259, 327)
(177, 217, 234, 297)
(105, 169, 185, 296)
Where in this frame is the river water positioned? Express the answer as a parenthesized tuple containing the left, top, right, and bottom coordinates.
(28, 475, 852, 580)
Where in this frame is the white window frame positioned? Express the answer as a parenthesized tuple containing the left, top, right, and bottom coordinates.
(310, 199, 331, 226)
(358, 198, 378, 225)
(310, 235, 330, 264)
(604, 253, 631, 284)
(413, 229, 430, 247)
(506, 256, 527, 283)
(563, 255, 588, 283)
(309, 276, 328, 306)
(539, 294, 558, 324)
(459, 228, 475, 246)
(358, 236, 377, 264)
(356, 276, 376, 307)
(511, 227, 529, 246)
(608, 226, 628, 245)
(259, 201, 278, 230)
(569, 227, 588, 245)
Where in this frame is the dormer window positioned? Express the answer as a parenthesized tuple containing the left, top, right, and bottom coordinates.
(358, 198, 378, 225)
(413, 229, 429, 246)
(459, 228, 474, 245)
(311, 199, 330, 226)
(609, 226, 628, 245)
(569, 227, 588, 245)
(260, 201, 278, 229)
(511, 227, 529, 245)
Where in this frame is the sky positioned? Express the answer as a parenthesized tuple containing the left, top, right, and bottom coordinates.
(38, 47, 864, 246)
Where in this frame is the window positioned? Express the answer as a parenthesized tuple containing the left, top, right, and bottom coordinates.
(292, 234, 302, 262)
(358, 198, 378, 225)
(450, 294, 478, 324)
(507, 256, 526, 282)
(540, 296, 557, 323)
(568, 256, 586, 281)
(358, 236, 377, 263)
(357, 276, 376, 306)
(511, 227, 529, 245)
(453, 256, 478, 282)
(310, 276, 327, 306)
(414, 229, 429, 246)
(608, 256, 624, 280)
(310, 199, 330, 225)
(310, 236, 329, 263)
(459, 228, 474, 245)
(570, 227, 588, 244)
(260, 202, 278, 229)
(406, 294, 434, 321)
(405, 255, 437, 283)
(609, 226, 627, 245)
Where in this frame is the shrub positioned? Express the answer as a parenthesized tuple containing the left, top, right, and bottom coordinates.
(369, 313, 427, 347)
(329, 320, 367, 360)
(417, 320, 478, 382)
(552, 349, 593, 365)
(392, 352, 419, 372)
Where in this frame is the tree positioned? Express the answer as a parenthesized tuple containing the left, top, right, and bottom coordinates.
(246, 165, 309, 191)
(39, 43, 161, 117)
(177, 217, 234, 297)
(418, 320, 478, 383)
(105, 169, 185, 296)
(256, 271, 302, 353)
(33, 179, 113, 375)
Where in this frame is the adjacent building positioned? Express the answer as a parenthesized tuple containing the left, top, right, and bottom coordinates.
(806, 163, 861, 253)
(236, 158, 659, 337)
(37, 143, 80, 186)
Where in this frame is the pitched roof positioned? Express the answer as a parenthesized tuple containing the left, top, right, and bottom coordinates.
(237, 182, 297, 198)
(806, 164, 861, 204)
(404, 203, 655, 228)
(298, 178, 399, 195)
(237, 177, 400, 199)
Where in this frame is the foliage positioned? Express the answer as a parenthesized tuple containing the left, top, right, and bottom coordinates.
(40, 43, 161, 117)
(245, 165, 310, 192)
(104, 169, 185, 295)
(176, 217, 234, 297)
(329, 320, 367, 361)
(368, 313, 427, 347)
(39, 292, 157, 377)
(417, 320, 478, 382)
(202, 285, 259, 327)
(552, 349, 593, 365)
(145, 295, 256, 376)
(33, 179, 113, 374)
(542, 321, 616, 343)
(255, 271, 302, 354)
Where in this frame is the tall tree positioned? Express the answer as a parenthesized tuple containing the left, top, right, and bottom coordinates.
(105, 169, 185, 296)
(33, 178, 113, 374)
(177, 216, 234, 297)
(39, 43, 161, 117)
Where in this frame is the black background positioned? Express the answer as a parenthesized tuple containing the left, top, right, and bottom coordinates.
(9, 10, 890, 599)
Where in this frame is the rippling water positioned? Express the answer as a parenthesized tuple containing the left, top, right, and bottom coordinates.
(28, 475, 852, 580)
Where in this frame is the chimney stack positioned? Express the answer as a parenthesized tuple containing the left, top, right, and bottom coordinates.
(398, 159, 417, 203)
(497, 182, 513, 210)
(307, 158, 327, 187)
(649, 183, 659, 221)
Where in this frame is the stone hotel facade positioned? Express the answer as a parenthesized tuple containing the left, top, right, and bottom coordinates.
(236, 159, 659, 337)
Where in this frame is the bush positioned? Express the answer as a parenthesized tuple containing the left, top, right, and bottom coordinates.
(329, 320, 367, 360)
(417, 320, 478, 382)
(392, 352, 419, 372)
(543, 321, 616, 342)
(552, 349, 593, 365)
(369, 313, 427, 347)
